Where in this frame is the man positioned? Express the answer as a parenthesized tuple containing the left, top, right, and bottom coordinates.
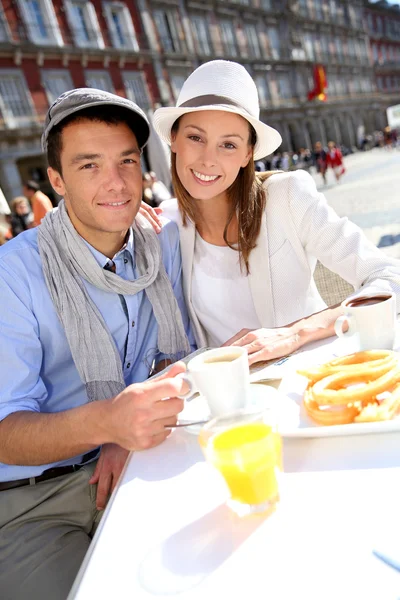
(0, 89, 195, 600)
(23, 179, 53, 225)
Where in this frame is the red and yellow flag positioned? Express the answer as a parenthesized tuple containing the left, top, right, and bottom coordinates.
(308, 64, 327, 102)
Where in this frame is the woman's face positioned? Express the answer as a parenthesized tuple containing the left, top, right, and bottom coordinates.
(171, 111, 252, 202)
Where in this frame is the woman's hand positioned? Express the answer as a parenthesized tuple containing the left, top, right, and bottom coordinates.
(137, 202, 163, 233)
(222, 327, 304, 365)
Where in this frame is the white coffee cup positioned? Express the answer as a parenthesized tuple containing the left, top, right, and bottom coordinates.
(334, 292, 396, 350)
(178, 346, 250, 417)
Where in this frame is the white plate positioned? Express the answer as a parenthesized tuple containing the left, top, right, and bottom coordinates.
(178, 383, 300, 435)
(279, 371, 400, 439)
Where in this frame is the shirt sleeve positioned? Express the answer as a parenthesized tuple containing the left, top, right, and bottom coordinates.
(0, 260, 48, 422)
(286, 170, 400, 312)
(156, 221, 197, 365)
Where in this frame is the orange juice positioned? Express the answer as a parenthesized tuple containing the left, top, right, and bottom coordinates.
(205, 423, 281, 506)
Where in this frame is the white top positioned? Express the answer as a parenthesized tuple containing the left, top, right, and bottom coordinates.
(191, 232, 261, 347)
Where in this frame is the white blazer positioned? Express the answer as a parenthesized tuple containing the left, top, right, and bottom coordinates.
(161, 170, 400, 347)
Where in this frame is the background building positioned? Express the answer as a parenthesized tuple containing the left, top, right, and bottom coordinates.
(0, 0, 161, 202)
(0, 0, 398, 203)
(364, 0, 400, 116)
(143, 0, 378, 152)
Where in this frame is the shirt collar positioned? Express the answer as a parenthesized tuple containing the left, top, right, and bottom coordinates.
(82, 228, 135, 269)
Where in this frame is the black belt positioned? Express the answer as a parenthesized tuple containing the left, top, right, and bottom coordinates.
(0, 449, 99, 492)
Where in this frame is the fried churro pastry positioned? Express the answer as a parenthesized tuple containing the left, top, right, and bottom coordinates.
(299, 350, 400, 426)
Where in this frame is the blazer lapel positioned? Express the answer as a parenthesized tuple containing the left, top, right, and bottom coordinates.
(179, 219, 195, 305)
(248, 210, 275, 327)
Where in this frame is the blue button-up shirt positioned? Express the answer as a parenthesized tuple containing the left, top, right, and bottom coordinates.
(0, 222, 195, 481)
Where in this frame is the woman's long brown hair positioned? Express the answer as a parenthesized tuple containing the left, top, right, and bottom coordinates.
(171, 119, 279, 274)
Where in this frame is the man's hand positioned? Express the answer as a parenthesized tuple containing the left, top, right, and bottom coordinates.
(89, 444, 129, 510)
(223, 327, 303, 365)
(105, 362, 186, 451)
(137, 202, 163, 233)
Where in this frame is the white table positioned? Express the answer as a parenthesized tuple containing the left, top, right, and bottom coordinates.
(69, 340, 400, 600)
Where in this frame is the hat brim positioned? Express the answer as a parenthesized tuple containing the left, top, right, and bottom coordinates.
(153, 105, 282, 160)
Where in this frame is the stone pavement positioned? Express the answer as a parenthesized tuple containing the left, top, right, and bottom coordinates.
(310, 147, 400, 259)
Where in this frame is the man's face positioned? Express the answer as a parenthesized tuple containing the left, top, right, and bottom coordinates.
(47, 119, 143, 243)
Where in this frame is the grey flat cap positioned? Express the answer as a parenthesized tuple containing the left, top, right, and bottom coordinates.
(41, 88, 150, 153)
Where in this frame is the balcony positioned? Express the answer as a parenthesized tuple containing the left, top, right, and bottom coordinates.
(0, 111, 46, 135)
(0, 21, 151, 53)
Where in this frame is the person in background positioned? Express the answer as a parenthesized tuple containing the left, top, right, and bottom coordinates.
(313, 141, 328, 184)
(149, 171, 172, 206)
(326, 141, 345, 182)
(0, 89, 194, 600)
(254, 159, 266, 172)
(142, 172, 155, 206)
(23, 180, 53, 226)
(140, 59, 400, 363)
(9, 196, 33, 238)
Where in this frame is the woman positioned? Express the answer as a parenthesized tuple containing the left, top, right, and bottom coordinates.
(142, 60, 400, 364)
(326, 141, 345, 181)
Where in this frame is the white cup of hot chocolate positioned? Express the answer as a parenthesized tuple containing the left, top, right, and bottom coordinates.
(334, 292, 396, 350)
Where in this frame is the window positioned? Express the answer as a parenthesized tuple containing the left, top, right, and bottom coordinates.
(0, 70, 35, 128)
(153, 8, 184, 53)
(265, 26, 280, 59)
(16, 0, 63, 46)
(123, 72, 151, 111)
(304, 33, 314, 61)
(335, 38, 343, 61)
(170, 74, 186, 102)
(244, 24, 261, 58)
(0, 4, 10, 42)
(320, 35, 329, 61)
(220, 19, 237, 56)
(41, 70, 73, 104)
(254, 74, 271, 107)
(190, 14, 212, 56)
(64, 1, 104, 48)
(372, 44, 379, 63)
(314, 0, 323, 21)
(294, 71, 308, 100)
(85, 71, 114, 92)
(276, 72, 291, 100)
(297, 0, 308, 17)
(103, 2, 139, 50)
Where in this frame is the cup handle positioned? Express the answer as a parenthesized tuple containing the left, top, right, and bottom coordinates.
(334, 314, 355, 338)
(175, 373, 198, 400)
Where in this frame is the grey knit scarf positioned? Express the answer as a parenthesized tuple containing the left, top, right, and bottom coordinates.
(37, 200, 190, 401)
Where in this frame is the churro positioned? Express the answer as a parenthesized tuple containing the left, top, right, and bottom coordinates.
(299, 350, 400, 426)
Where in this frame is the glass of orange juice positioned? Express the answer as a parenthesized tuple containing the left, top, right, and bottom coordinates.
(199, 409, 282, 517)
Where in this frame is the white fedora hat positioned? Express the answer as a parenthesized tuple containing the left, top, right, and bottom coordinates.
(153, 60, 282, 161)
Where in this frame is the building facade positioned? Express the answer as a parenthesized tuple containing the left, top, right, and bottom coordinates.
(0, 0, 161, 202)
(364, 0, 400, 117)
(0, 0, 396, 202)
(142, 0, 380, 152)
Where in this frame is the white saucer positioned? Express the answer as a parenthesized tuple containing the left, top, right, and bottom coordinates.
(178, 383, 299, 435)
